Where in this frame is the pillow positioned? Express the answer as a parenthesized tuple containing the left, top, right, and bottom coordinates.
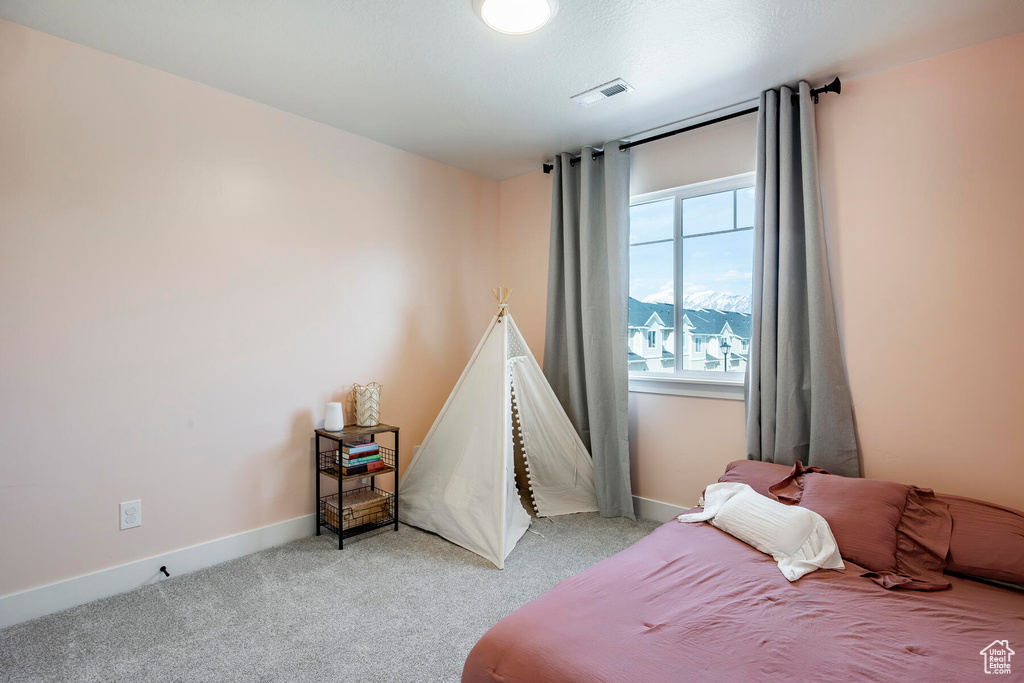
(798, 473, 952, 590)
(678, 482, 844, 581)
(937, 494, 1024, 585)
(718, 460, 794, 498)
(797, 473, 907, 573)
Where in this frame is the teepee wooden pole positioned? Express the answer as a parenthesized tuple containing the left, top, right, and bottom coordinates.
(494, 286, 513, 319)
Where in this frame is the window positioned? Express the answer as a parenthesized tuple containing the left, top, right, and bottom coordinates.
(628, 173, 754, 386)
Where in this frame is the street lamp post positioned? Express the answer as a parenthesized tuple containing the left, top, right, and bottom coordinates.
(720, 336, 732, 372)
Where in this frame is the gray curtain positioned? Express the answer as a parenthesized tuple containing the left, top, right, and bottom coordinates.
(745, 82, 860, 477)
(544, 144, 635, 520)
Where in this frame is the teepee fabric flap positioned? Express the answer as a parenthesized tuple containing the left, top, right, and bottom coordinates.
(509, 320, 599, 517)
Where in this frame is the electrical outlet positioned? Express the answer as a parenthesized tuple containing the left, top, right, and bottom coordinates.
(120, 499, 142, 530)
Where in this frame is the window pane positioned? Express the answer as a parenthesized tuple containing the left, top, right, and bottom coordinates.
(629, 199, 673, 244)
(736, 187, 755, 228)
(682, 190, 733, 236)
(628, 240, 674, 374)
(681, 230, 752, 375)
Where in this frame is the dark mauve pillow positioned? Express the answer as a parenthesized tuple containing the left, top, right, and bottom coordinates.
(798, 473, 952, 590)
(718, 460, 793, 498)
(937, 494, 1024, 585)
(797, 473, 908, 573)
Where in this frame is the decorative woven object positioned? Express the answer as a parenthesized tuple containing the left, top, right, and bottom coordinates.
(352, 382, 382, 427)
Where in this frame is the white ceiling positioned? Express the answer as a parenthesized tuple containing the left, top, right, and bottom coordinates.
(3, 0, 1024, 180)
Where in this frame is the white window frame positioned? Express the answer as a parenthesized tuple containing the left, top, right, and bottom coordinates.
(628, 172, 754, 400)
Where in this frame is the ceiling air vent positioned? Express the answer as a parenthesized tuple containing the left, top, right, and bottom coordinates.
(571, 78, 634, 107)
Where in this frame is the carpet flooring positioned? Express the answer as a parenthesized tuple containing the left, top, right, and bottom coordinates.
(0, 514, 659, 682)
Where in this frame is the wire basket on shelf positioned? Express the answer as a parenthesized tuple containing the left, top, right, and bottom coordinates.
(317, 445, 396, 479)
(321, 488, 393, 534)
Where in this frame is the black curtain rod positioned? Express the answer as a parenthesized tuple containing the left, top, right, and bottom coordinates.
(542, 77, 841, 173)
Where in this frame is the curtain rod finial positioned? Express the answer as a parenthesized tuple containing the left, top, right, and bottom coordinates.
(812, 76, 841, 103)
(543, 163, 554, 174)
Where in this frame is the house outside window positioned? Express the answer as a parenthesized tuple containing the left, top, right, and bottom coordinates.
(627, 173, 754, 391)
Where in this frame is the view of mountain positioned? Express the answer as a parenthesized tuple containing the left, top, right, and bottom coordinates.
(641, 289, 752, 313)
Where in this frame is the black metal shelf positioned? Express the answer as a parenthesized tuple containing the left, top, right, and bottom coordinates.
(314, 424, 399, 549)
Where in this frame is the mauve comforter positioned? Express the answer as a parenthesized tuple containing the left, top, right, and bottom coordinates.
(463, 520, 1024, 682)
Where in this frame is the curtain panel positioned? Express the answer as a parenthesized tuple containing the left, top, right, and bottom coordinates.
(745, 83, 860, 477)
(544, 144, 636, 519)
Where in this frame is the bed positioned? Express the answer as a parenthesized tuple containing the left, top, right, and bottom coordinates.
(463, 465, 1024, 682)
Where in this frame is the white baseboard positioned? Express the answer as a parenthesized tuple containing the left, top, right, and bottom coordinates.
(0, 514, 315, 630)
(633, 495, 688, 523)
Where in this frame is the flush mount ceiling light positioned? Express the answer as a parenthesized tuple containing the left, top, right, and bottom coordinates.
(473, 0, 559, 35)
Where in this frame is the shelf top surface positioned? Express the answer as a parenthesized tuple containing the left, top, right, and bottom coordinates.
(315, 423, 399, 439)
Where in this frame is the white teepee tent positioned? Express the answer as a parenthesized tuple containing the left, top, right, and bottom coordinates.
(399, 289, 598, 568)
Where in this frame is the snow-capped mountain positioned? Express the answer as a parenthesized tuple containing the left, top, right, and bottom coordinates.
(684, 291, 752, 313)
(641, 289, 751, 313)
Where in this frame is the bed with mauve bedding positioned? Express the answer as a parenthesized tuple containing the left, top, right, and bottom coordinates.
(461, 518, 1024, 682)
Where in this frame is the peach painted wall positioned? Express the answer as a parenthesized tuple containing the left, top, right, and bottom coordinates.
(498, 171, 554, 361)
(816, 31, 1024, 509)
(498, 32, 1024, 512)
(0, 20, 500, 596)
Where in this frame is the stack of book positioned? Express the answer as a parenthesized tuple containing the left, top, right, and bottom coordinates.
(337, 441, 387, 476)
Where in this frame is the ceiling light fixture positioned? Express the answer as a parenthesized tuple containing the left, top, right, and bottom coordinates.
(472, 0, 558, 35)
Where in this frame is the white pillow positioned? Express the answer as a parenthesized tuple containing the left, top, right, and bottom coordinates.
(678, 482, 845, 581)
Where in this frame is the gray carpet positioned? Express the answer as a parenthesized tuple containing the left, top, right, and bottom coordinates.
(0, 514, 659, 682)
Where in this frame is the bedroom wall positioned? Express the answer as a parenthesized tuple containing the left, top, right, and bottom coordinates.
(498, 171, 554, 361)
(0, 20, 500, 596)
(497, 31, 1024, 513)
(816, 31, 1024, 510)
